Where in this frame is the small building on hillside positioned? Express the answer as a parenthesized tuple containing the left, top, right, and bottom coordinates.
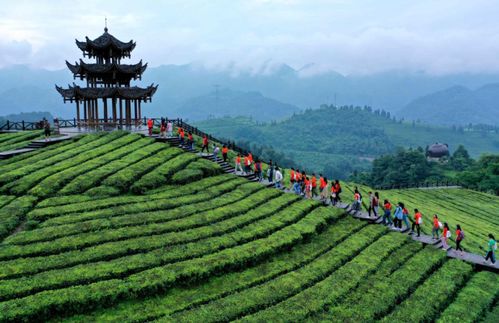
(426, 143, 449, 161)
(56, 26, 158, 127)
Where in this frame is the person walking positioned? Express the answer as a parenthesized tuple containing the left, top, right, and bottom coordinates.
(201, 135, 209, 153)
(402, 203, 410, 230)
(267, 160, 274, 183)
(304, 176, 312, 199)
(411, 209, 423, 237)
(274, 167, 283, 189)
(166, 120, 173, 137)
(311, 174, 318, 198)
(187, 132, 194, 150)
(353, 188, 362, 211)
(222, 145, 229, 162)
(43, 118, 51, 141)
(334, 180, 342, 204)
(293, 170, 302, 195)
(442, 222, 451, 250)
(147, 118, 154, 136)
(178, 127, 185, 146)
(254, 159, 263, 182)
(245, 153, 253, 174)
(160, 119, 166, 138)
(289, 168, 296, 191)
(235, 154, 243, 174)
(213, 145, 220, 161)
(382, 199, 393, 226)
(319, 175, 327, 201)
(455, 224, 465, 255)
(393, 202, 404, 230)
(432, 214, 441, 240)
(368, 192, 378, 217)
(484, 234, 497, 264)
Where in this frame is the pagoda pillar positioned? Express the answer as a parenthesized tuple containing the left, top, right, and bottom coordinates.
(119, 98, 123, 126)
(134, 99, 138, 124)
(83, 100, 87, 122)
(90, 99, 94, 124)
(112, 98, 117, 123)
(95, 99, 99, 122)
(126, 100, 131, 125)
(103, 98, 108, 122)
(76, 100, 81, 124)
(138, 100, 142, 120)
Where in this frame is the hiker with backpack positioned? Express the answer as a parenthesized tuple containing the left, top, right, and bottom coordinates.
(311, 174, 317, 198)
(484, 234, 497, 264)
(455, 224, 465, 255)
(293, 170, 302, 195)
(411, 208, 423, 237)
(382, 199, 393, 226)
(432, 214, 441, 239)
(442, 222, 451, 250)
(43, 118, 51, 141)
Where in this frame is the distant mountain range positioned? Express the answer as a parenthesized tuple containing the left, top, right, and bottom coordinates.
(1, 64, 499, 125)
(400, 84, 499, 125)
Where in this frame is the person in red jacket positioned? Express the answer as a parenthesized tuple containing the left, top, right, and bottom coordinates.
(411, 209, 423, 237)
(187, 132, 194, 150)
(201, 135, 209, 153)
(222, 145, 229, 162)
(147, 118, 154, 136)
(311, 174, 317, 198)
(455, 224, 465, 255)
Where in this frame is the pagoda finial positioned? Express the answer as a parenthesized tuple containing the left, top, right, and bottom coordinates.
(104, 17, 108, 33)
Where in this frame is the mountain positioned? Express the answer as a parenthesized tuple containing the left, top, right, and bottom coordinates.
(399, 83, 499, 125)
(194, 106, 499, 179)
(171, 89, 300, 121)
(2, 64, 499, 124)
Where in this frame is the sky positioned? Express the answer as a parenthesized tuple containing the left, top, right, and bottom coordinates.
(1, 0, 499, 76)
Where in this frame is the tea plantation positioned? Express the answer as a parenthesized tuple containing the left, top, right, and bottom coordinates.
(0, 131, 497, 322)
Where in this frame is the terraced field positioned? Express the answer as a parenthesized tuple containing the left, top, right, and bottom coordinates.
(341, 183, 499, 254)
(0, 131, 497, 322)
(0, 130, 42, 151)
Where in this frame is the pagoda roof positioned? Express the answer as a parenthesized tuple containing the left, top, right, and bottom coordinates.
(76, 28, 136, 57)
(66, 59, 147, 77)
(56, 83, 158, 101)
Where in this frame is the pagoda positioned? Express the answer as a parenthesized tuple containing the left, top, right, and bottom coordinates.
(56, 26, 158, 127)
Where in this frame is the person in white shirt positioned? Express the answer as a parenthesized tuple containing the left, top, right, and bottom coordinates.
(166, 121, 173, 137)
(274, 167, 283, 189)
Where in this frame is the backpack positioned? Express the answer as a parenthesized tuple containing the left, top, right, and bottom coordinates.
(494, 241, 497, 251)
(459, 230, 465, 240)
(337, 185, 342, 194)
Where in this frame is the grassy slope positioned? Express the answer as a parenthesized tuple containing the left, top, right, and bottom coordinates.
(0, 131, 496, 322)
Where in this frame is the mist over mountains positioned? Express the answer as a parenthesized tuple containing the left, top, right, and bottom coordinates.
(1, 64, 499, 125)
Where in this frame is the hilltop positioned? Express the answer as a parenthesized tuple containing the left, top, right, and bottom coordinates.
(194, 106, 499, 178)
(0, 129, 497, 321)
(400, 84, 499, 126)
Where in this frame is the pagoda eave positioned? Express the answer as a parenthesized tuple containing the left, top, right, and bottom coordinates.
(56, 84, 158, 101)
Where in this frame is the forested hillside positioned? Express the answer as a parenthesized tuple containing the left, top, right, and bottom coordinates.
(0, 130, 497, 322)
(194, 105, 499, 178)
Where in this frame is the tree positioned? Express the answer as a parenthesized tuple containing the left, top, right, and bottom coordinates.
(450, 145, 473, 171)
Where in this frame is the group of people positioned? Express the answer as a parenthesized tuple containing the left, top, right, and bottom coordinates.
(159, 123, 497, 266)
(361, 191, 496, 264)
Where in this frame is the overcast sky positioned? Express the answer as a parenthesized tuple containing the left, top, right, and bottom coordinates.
(1, 0, 499, 75)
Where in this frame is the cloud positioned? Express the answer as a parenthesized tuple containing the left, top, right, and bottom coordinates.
(0, 0, 498, 76)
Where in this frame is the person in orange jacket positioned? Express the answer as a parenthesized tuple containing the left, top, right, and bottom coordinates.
(201, 135, 209, 153)
(222, 145, 229, 162)
(147, 118, 154, 136)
